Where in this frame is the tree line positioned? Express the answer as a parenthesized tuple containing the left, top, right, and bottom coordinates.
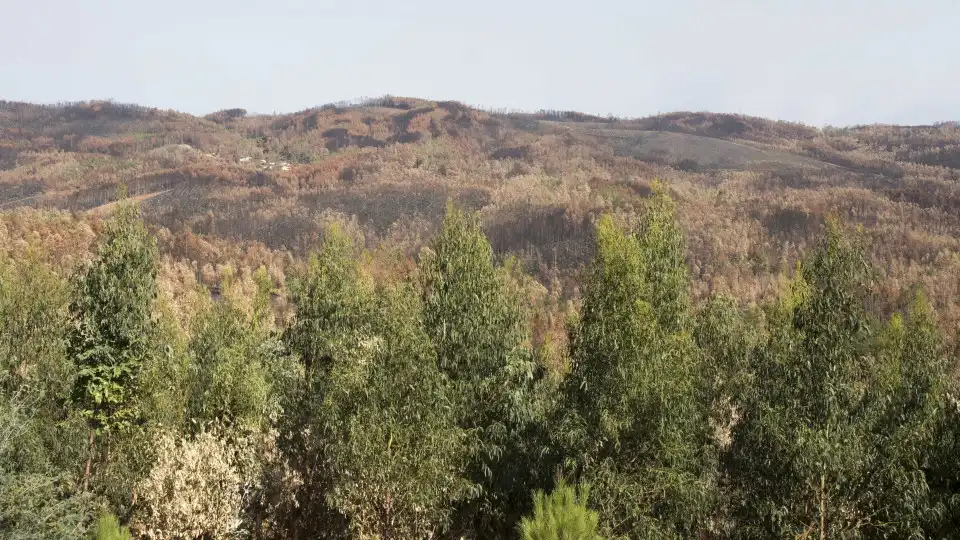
(1, 183, 959, 539)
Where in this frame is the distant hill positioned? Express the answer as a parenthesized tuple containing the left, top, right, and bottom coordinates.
(3, 97, 960, 325)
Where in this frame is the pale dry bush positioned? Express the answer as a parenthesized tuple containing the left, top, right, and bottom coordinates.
(145, 144, 203, 168)
(157, 257, 203, 326)
(133, 428, 243, 539)
(200, 262, 218, 285)
(231, 428, 305, 538)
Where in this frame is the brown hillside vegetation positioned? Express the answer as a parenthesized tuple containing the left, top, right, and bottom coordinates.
(2, 98, 960, 327)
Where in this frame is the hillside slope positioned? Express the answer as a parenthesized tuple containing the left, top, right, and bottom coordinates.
(2, 98, 960, 323)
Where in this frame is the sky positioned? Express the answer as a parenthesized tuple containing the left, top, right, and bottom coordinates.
(2, 0, 958, 127)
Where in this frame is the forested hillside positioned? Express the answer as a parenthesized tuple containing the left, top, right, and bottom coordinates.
(3, 98, 960, 323)
(2, 97, 960, 538)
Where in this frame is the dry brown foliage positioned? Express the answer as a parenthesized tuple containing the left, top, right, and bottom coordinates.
(3, 98, 960, 332)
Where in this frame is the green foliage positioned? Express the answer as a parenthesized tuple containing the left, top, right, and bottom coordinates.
(185, 269, 277, 431)
(791, 219, 872, 419)
(729, 221, 871, 538)
(285, 224, 376, 383)
(420, 203, 540, 535)
(174, 267, 301, 536)
(693, 294, 761, 503)
(0, 253, 95, 539)
(562, 214, 650, 448)
(420, 204, 533, 408)
(0, 394, 93, 540)
(0, 471, 94, 540)
(91, 512, 132, 540)
(518, 481, 602, 540)
(69, 202, 159, 433)
(636, 181, 690, 333)
(726, 220, 952, 538)
(0, 252, 87, 474)
(560, 208, 712, 538)
(5, 169, 960, 539)
(694, 295, 757, 422)
(281, 225, 385, 537)
(0, 251, 73, 399)
(135, 289, 190, 430)
(867, 291, 950, 536)
(283, 226, 473, 538)
(0, 394, 94, 540)
(320, 284, 473, 539)
(927, 390, 960, 536)
(693, 294, 758, 533)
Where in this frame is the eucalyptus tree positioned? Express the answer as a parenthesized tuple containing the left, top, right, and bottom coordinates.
(558, 185, 714, 539)
(420, 204, 539, 536)
(726, 220, 952, 538)
(283, 225, 473, 538)
(68, 202, 158, 491)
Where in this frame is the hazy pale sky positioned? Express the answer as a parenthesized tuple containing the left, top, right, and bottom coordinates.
(2, 0, 957, 126)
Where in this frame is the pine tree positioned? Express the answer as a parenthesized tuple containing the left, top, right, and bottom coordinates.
(518, 481, 602, 540)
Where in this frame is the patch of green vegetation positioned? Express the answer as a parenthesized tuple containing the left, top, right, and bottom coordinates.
(130, 132, 159, 141)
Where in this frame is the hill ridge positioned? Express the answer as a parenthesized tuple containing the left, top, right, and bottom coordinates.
(2, 96, 960, 326)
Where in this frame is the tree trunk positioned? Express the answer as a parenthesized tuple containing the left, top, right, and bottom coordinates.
(82, 429, 95, 491)
(819, 473, 826, 540)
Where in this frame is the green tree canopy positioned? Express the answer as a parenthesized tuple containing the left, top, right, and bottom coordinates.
(320, 283, 472, 539)
(185, 267, 285, 432)
(560, 200, 712, 538)
(420, 203, 539, 535)
(867, 291, 952, 536)
(726, 220, 952, 538)
(67, 202, 159, 499)
(69, 203, 158, 434)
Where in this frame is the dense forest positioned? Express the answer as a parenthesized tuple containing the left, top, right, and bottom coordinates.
(3, 188, 960, 539)
(3, 97, 960, 538)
